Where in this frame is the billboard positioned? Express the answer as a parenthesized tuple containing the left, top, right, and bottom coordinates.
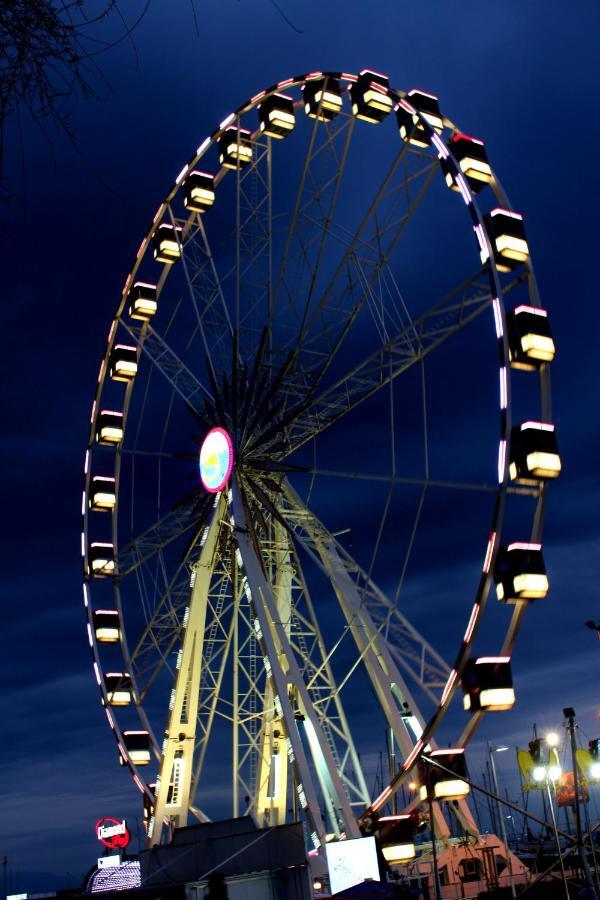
(325, 836, 380, 895)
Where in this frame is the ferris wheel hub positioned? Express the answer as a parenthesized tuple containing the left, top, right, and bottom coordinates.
(199, 426, 234, 493)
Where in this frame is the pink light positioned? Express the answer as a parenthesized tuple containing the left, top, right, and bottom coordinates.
(271, 92, 292, 101)
(507, 541, 542, 552)
(133, 281, 157, 290)
(441, 670, 457, 706)
(398, 98, 416, 114)
(105, 708, 114, 729)
(133, 775, 145, 793)
(81, 531, 86, 557)
(114, 344, 136, 353)
(475, 656, 510, 665)
(360, 68, 388, 80)
(372, 786, 393, 811)
(84, 450, 89, 474)
(196, 137, 211, 156)
(463, 604, 480, 642)
(277, 78, 294, 88)
(219, 113, 234, 129)
(135, 240, 145, 260)
(108, 320, 117, 343)
(342, 72, 358, 82)
(498, 439, 507, 483)
(251, 90, 266, 103)
(452, 132, 484, 146)
(474, 223, 488, 260)
(306, 71, 324, 80)
(378, 815, 412, 823)
(408, 88, 439, 101)
(491, 207, 523, 221)
(175, 164, 189, 185)
(499, 366, 507, 409)
(83, 584, 89, 607)
(514, 304, 548, 317)
(431, 133, 448, 158)
(100, 410, 123, 418)
(87, 623, 93, 647)
(455, 173, 471, 205)
(93, 662, 101, 685)
(90, 400, 96, 424)
(430, 747, 464, 757)
(404, 740, 424, 771)
(492, 298, 503, 338)
(483, 532, 497, 574)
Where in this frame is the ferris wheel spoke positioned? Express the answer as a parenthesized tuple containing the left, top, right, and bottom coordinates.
(115, 488, 210, 579)
(277, 268, 525, 457)
(120, 318, 212, 417)
(278, 154, 438, 403)
(167, 206, 235, 378)
(301, 468, 538, 497)
(278, 482, 451, 698)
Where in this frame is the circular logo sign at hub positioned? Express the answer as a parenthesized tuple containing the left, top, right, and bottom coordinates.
(96, 818, 131, 849)
(199, 427, 234, 493)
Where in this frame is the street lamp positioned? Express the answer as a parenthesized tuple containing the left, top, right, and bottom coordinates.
(488, 744, 516, 899)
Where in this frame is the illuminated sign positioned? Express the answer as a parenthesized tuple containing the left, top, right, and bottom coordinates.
(325, 836, 380, 894)
(96, 818, 131, 849)
(199, 427, 234, 493)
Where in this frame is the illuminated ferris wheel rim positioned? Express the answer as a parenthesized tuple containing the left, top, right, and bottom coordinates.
(81, 69, 556, 837)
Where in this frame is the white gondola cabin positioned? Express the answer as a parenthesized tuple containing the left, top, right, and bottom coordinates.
(462, 657, 515, 712)
(128, 282, 157, 321)
(104, 672, 132, 706)
(88, 542, 115, 577)
(418, 748, 470, 801)
(397, 89, 443, 148)
(445, 133, 492, 193)
(484, 209, 529, 272)
(507, 305, 555, 370)
(90, 476, 116, 512)
(109, 345, 138, 383)
(350, 70, 393, 124)
(509, 422, 561, 483)
(258, 93, 295, 138)
(183, 171, 215, 213)
(302, 77, 343, 121)
(153, 224, 182, 263)
(122, 731, 151, 766)
(495, 542, 548, 603)
(219, 126, 253, 169)
(93, 609, 121, 643)
(96, 410, 123, 446)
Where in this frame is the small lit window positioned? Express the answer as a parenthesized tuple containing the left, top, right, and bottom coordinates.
(350, 70, 393, 124)
(153, 224, 182, 264)
(258, 94, 295, 138)
(90, 476, 116, 512)
(302, 77, 343, 121)
(509, 421, 561, 484)
(444, 133, 492, 194)
(219, 126, 253, 169)
(397, 89, 443, 147)
(183, 171, 215, 213)
(104, 672, 132, 707)
(93, 609, 121, 643)
(109, 345, 137, 383)
(507, 306, 555, 370)
(88, 542, 115, 578)
(495, 542, 548, 603)
(462, 657, 515, 712)
(122, 731, 151, 766)
(128, 282, 157, 321)
(96, 410, 123, 446)
(484, 209, 529, 272)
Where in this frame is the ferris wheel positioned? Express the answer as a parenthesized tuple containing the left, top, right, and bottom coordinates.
(81, 70, 560, 861)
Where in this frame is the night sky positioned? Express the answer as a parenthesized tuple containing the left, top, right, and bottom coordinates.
(2, 0, 600, 891)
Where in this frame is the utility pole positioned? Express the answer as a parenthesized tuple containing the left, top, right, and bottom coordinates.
(564, 707, 595, 894)
(488, 744, 516, 899)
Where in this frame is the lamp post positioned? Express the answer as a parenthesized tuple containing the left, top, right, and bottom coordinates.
(564, 707, 595, 894)
(488, 744, 516, 899)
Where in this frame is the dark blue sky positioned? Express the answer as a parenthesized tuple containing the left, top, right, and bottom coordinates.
(2, 0, 600, 889)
